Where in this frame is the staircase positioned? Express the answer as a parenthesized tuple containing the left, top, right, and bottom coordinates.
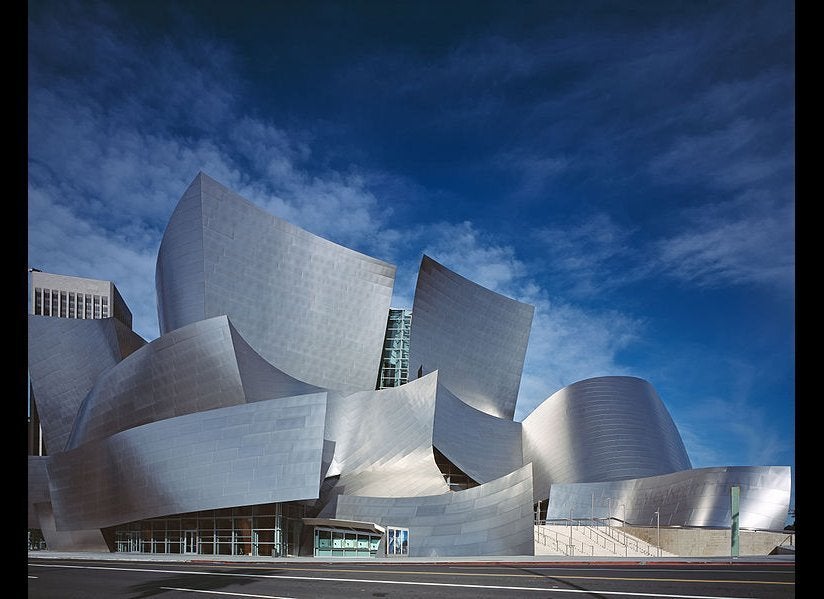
(534, 521, 677, 557)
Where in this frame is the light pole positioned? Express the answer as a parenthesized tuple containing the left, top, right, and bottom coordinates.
(621, 503, 627, 554)
(591, 493, 594, 525)
(620, 503, 627, 548)
(654, 509, 660, 557)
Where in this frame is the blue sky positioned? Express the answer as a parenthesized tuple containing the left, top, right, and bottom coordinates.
(28, 1, 794, 515)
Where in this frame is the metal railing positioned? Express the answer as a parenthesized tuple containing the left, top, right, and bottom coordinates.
(535, 518, 661, 557)
(534, 523, 594, 556)
(597, 521, 658, 556)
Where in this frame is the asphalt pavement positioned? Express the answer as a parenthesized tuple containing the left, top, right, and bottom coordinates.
(27, 550, 794, 566)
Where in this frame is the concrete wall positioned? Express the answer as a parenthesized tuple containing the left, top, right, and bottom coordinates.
(622, 525, 795, 557)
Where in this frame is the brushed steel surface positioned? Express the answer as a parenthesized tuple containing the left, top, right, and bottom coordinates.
(321, 372, 448, 503)
(28, 457, 50, 528)
(546, 465, 792, 530)
(433, 382, 523, 484)
(28, 315, 146, 454)
(408, 255, 533, 420)
(522, 376, 692, 503)
(156, 172, 395, 393)
(66, 315, 323, 449)
(332, 463, 535, 557)
(48, 394, 327, 531)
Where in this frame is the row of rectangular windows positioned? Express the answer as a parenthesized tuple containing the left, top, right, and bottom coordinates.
(33, 288, 109, 319)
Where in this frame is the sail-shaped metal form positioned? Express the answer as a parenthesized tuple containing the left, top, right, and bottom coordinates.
(407, 255, 533, 420)
(156, 172, 395, 394)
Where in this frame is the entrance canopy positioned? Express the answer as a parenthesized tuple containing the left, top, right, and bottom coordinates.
(302, 518, 385, 535)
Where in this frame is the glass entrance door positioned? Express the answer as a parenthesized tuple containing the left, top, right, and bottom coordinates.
(183, 530, 198, 554)
(119, 531, 140, 553)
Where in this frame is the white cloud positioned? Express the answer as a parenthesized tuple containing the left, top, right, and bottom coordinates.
(652, 192, 794, 291)
(395, 220, 645, 420)
(28, 6, 792, 487)
(672, 393, 792, 469)
(418, 221, 528, 293)
(649, 117, 792, 190)
(28, 182, 159, 342)
(28, 4, 406, 341)
(530, 211, 640, 297)
(515, 298, 644, 420)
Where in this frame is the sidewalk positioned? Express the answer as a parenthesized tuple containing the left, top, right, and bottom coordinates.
(27, 550, 795, 566)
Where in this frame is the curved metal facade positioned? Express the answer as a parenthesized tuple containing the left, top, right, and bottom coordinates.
(407, 255, 533, 420)
(522, 376, 692, 503)
(48, 394, 327, 530)
(331, 464, 535, 557)
(156, 172, 396, 393)
(321, 372, 448, 502)
(28, 315, 146, 454)
(28, 457, 50, 529)
(66, 315, 322, 449)
(545, 466, 792, 530)
(432, 383, 523, 484)
(28, 172, 791, 557)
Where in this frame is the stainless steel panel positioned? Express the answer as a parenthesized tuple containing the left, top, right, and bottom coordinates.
(320, 372, 448, 506)
(433, 383, 523, 484)
(332, 464, 535, 557)
(546, 466, 792, 530)
(408, 255, 533, 420)
(156, 172, 395, 393)
(28, 457, 50, 528)
(28, 315, 144, 454)
(48, 394, 328, 530)
(522, 376, 692, 503)
(33, 501, 110, 552)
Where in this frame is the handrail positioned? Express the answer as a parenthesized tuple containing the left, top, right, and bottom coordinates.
(534, 523, 595, 556)
(538, 521, 667, 558)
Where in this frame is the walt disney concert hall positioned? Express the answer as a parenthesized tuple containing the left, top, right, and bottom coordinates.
(27, 172, 791, 557)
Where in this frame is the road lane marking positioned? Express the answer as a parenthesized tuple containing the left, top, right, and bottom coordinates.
(220, 565, 795, 584)
(38, 562, 790, 586)
(161, 588, 294, 599)
(27, 563, 787, 598)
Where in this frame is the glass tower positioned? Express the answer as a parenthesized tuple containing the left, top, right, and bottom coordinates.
(376, 309, 412, 389)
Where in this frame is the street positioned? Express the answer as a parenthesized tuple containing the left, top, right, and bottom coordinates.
(28, 558, 795, 598)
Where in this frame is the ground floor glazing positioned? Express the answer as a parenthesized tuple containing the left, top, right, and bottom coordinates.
(109, 502, 308, 557)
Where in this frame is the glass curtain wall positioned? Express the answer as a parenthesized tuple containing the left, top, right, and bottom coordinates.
(112, 502, 308, 556)
(376, 309, 412, 389)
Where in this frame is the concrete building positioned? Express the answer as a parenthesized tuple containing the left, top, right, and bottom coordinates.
(30, 270, 133, 328)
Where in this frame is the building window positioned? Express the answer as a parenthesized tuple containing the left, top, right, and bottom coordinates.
(433, 447, 479, 491)
(386, 527, 409, 556)
(111, 503, 307, 557)
(376, 309, 412, 390)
